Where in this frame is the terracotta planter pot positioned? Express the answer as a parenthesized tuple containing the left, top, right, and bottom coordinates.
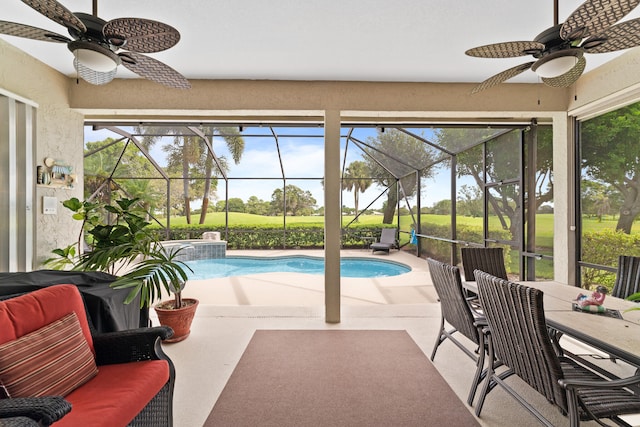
(154, 298, 199, 343)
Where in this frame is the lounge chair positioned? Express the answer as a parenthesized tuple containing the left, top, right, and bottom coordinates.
(370, 228, 398, 254)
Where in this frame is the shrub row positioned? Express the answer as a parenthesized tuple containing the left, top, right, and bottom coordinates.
(417, 223, 512, 271)
(152, 223, 392, 249)
(581, 229, 640, 291)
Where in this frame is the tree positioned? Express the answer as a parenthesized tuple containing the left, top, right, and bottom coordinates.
(84, 138, 163, 213)
(214, 200, 226, 212)
(197, 126, 244, 224)
(246, 196, 270, 215)
(435, 126, 554, 239)
(226, 197, 246, 213)
(270, 185, 317, 216)
(431, 199, 452, 215)
(342, 161, 372, 221)
(457, 184, 483, 217)
(581, 103, 640, 233)
(363, 129, 435, 224)
(164, 135, 201, 224)
(136, 126, 244, 225)
(581, 181, 621, 219)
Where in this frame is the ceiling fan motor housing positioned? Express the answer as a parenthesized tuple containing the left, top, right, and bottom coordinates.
(532, 25, 575, 57)
(67, 12, 118, 52)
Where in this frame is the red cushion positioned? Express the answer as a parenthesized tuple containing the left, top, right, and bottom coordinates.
(0, 312, 98, 398)
(0, 285, 94, 353)
(56, 360, 169, 427)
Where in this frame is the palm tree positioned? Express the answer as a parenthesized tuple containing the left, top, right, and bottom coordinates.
(342, 161, 372, 221)
(198, 126, 244, 224)
(134, 126, 244, 224)
(164, 134, 202, 223)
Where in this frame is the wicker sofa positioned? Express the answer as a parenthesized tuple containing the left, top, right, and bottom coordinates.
(0, 284, 175, 426)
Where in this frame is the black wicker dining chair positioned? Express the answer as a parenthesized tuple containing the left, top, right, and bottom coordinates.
(460, 247, 508, 281)
(427, 258, 486, 405)
(612, 255, 640, 299)
(474, 270, 640, 427)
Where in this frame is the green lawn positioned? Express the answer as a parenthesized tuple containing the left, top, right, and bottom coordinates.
(165, 212, 636, 239)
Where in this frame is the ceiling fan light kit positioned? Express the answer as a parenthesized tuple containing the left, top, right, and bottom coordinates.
(531, 50, 581, 78)
(69, 40, 120, 85)
(0, 0, 191, 89)
(466, 0, 640, 93)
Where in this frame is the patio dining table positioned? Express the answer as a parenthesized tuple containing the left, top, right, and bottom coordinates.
(463, 280, 640, 368)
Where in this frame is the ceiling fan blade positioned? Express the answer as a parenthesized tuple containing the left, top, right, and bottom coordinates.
(471, 62, 535, 94)
(119, 51, 191, 89)
(20, 0, 86, 33)
(541, 55, 587, 87)
(465, 41, 544, 58)
(561, 0, 640, 40)
(0, 21, 70, 42)
(583, 17, 640, 52)
(104, 18, 180, 53)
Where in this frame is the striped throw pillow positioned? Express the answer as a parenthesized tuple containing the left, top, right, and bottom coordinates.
(0, 312, 98, 398)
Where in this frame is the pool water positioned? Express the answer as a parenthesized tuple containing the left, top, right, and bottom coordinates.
(184, 256, 411, 279)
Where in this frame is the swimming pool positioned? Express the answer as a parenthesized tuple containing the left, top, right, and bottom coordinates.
(184, 256, 411, 279)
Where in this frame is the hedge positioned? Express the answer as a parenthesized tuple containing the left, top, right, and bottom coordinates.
(581, 229, 640, 291)
(417, 223, 512, 272)
(150, 223, 396, 249)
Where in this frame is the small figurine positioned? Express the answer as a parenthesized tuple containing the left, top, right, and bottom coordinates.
(575, 285, 608, 308)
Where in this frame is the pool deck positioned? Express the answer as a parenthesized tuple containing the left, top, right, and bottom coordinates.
(183, 249, 438, 306)
(158, 249, 640, 427)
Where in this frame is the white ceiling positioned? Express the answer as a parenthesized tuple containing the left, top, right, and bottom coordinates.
(3, 0, 640, 86)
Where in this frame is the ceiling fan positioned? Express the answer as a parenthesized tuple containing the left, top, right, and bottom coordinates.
(465, 0, 640, 94)
(0, 0, 191, 89)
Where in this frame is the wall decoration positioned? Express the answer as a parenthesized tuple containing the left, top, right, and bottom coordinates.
(37, 158, 75, 189)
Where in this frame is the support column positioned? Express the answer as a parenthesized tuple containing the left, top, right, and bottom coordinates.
(324, 110, 341, 323)
(552, 113, 575, 285)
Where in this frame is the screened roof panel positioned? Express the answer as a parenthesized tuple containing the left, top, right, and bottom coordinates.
(431, 127, 515, 154)
(84, 123, 530, 213)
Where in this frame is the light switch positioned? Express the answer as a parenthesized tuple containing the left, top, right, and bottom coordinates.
(43, 196, 57, 214)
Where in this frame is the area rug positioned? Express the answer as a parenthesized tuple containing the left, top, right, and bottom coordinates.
(204, 330, 479, 426)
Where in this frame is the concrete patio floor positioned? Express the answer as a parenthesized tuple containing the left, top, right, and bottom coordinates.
(155, 249, 639, 427)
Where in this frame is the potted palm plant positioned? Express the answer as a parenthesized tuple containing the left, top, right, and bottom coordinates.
(45, 196, 197, 342)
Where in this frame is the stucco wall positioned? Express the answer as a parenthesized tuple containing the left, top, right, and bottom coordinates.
(0, 40, 84, 268)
